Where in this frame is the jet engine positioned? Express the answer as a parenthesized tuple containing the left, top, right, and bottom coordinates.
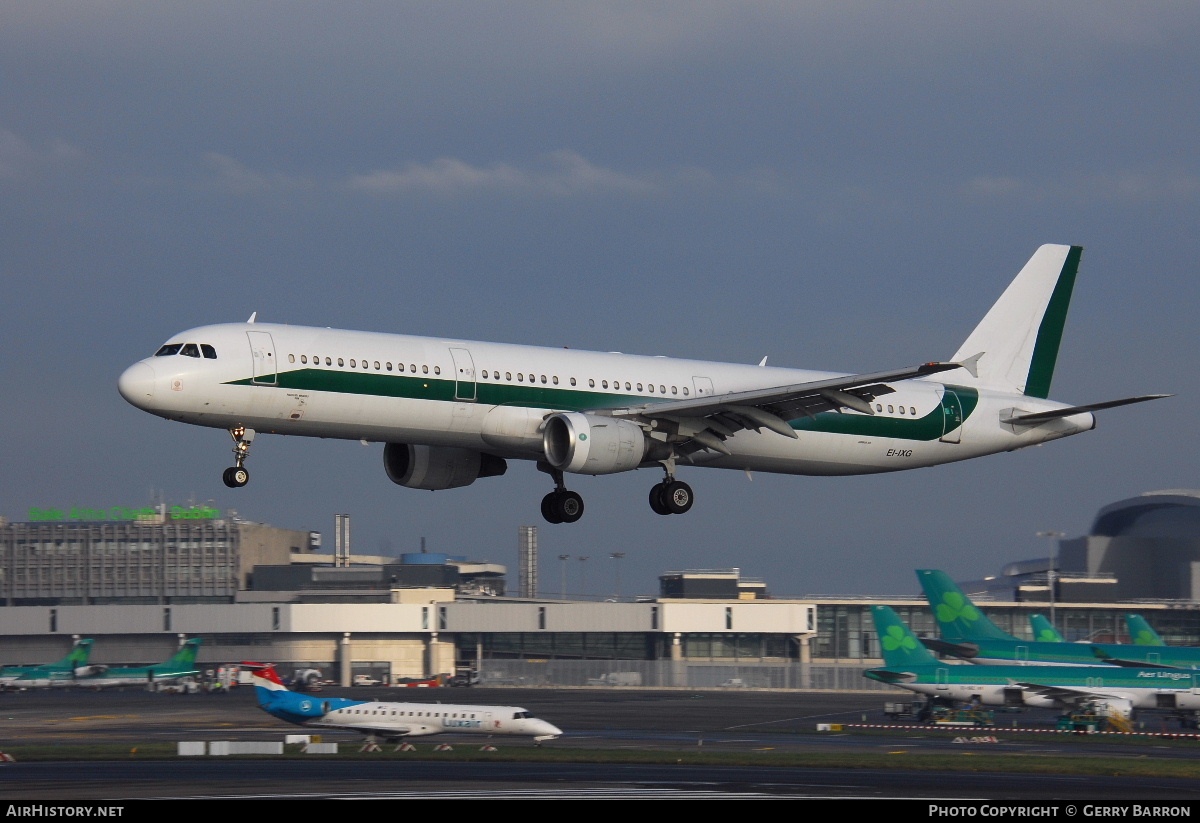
(384, 443, 507, 490)
(542, 412, 647, 475)
(74, 665, 108, 677)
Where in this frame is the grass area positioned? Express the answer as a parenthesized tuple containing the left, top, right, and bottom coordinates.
(7, 740, 1200, 779)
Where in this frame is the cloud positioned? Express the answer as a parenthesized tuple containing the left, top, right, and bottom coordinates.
(345, 150, 661, 199)
(0, 129, 81, 178)
(197, 149, 768, 203)
(202, 152, 312, 195)
(964, 168, 1200, 204)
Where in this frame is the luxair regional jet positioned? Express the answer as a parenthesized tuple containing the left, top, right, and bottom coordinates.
(249, 663, 562, 743)
(118, 245, 1165, 523)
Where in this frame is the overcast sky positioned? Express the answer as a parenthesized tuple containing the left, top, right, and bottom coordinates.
(2, 2, 1197, 598)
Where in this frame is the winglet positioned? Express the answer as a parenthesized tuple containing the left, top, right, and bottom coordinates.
(958, 352, 984, 379)
(247, 312, 257, 323)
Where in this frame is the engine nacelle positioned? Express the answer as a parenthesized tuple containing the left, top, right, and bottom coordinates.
(74, 665, 107, 677)
(542, 412, 647, 475)
(384, 443, 507, 490)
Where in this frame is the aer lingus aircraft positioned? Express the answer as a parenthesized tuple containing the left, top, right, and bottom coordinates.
(249, 663, 562, 743)
(1030, 614, 1065, 643)
(118, 245, 1165, 523)
(82, 638, 203, 689)
(918, 570, 1200, 668)
(865, 605, 1200, 720)
(1126, 614, 1166, 646)
(0, 639, 100, 689)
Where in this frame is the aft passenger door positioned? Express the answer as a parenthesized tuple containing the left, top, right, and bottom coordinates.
(939, 387, 964, 443)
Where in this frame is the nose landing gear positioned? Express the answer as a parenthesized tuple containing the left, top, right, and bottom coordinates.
(222, 427, 255, 488)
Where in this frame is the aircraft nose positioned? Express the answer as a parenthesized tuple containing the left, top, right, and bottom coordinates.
(535, 720, 563, 737)
(118, 362, 156, 408)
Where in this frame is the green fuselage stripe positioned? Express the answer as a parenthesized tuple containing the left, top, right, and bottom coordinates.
(1024, 245, 1081, 399)
(225, 371, 977, 442)
(790, 385, 978, 441)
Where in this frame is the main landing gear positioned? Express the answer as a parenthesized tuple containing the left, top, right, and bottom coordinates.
(536, 462, 695, 523)
(221, 426, 255, 488)
(648, 478, 693, 515)
(648, 455, 693, 516)
(538, 463, 584, 524)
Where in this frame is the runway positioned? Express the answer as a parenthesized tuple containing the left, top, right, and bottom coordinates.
(2, 687, 1199, 799)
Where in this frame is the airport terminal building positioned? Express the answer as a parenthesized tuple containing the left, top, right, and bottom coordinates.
(5, 493, 1200, 690)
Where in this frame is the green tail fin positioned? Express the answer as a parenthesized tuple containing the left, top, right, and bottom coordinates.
(1125, 614, 1164, 646)
(1029, 614, 1064, 643)
(916, 570, 1016, 642)
(62, 639, 93, 668)
(871, 605, 939, 668)
(164, 638, 201, 668)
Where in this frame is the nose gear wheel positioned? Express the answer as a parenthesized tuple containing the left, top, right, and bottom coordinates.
(222, 427, 256, 488)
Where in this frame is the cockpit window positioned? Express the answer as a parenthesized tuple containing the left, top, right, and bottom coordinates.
(201, 344, 217, 359)
(180, 343, 201, 358)
(155, 344, 183, 357)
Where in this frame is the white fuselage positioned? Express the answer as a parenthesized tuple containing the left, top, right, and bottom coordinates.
(118, 323, 1095, 477)
(307, 699, 563, 739)
(883, 667, 1200, 714)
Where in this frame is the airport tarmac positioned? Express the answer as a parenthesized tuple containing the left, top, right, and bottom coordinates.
(2, 687, 1200, 799)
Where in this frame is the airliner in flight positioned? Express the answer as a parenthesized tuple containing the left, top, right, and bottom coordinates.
(249, 663, 562, 743)
(118, 245, 1164, 523)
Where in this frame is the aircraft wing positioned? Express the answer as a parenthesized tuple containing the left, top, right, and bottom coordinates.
(1011, 680, 1133, 705)
(1090, 648, 1183, 669)
(605, 362, 960, 458)
(312, 719, 421, 739)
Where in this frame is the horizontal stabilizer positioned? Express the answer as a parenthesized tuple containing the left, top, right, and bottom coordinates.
(1001, 394, 1170, 425)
